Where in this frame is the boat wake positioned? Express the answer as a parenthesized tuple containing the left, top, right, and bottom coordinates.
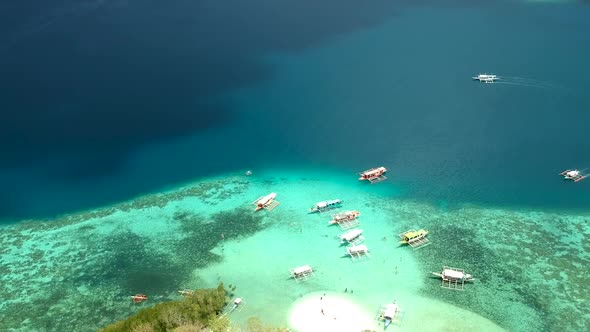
(494, 76, 560, 90)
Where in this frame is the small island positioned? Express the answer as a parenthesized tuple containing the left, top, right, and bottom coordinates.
(101, 283, 286, 332)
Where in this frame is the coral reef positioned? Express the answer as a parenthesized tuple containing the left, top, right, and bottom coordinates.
(380, 200, 590, 332)
(0, 176, 261, 331)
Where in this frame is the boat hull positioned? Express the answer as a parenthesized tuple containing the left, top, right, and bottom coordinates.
(384, 318, 392, 328)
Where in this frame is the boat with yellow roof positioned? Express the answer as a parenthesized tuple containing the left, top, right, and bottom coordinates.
(399, 229, 430, 249)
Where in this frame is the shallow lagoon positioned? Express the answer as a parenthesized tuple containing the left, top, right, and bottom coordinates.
(1, 168, 587, 331)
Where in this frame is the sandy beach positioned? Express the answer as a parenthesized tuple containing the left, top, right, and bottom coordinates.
(288, 292, 378, 332)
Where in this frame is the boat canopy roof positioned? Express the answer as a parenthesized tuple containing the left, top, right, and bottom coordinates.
(364, 167, 386, 174)
(316, 199, 341, 208)
(293, 265, 312, 274)
(341, 229, 363, 240)
(257, 192, 277, 205)
(348, 244, 368, 253)
(404, 229, 427, 239)
(383, 303, 399, 318)
(443, 269, 465, 279)
(335, 210, 359, 218)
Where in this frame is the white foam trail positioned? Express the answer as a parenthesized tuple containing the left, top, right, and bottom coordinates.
(497, 76, 561, 89)
(494, 81, 554, 89)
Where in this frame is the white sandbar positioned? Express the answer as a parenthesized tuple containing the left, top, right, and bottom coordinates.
(288, 292, 378, 332)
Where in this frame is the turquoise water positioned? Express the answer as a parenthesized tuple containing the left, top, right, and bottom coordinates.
(1, 168, 588, 331)
(1, 1, 590, 331)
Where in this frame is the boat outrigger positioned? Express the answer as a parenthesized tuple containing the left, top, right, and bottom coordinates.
(399, 229, 430, 249)
(339, 228, 365, 245)
(252, 192, 280, 211)
(559, 169, 588, 182)
(377, 302, 401, 329)
(432, 266, 474, 290)
(472, 73, 499, 83)
(310, 199, 343, 213)
(358, 166, 388, 184)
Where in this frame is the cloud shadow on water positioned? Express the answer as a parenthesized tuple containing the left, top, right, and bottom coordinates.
(0, 0, 406, 219)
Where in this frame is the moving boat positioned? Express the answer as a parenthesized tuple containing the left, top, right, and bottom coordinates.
(559, 169, 588, 182)
(472, 73, 498, 83)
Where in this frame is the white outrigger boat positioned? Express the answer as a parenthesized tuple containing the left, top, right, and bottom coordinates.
(432, 266, 474, 290)
(229, 297, 243, 313)
(309, 199, 342, 213)
(559, 169, 588, 182)
(472, 73, 499, 83)
(346, 244, 369, 261)
(339, 228, 365, 245)
(377, 302, 401, 329)
(289, 265, 314, 282)
(252, 192, 280, 212)
(329, 210, 360, 225)
(358, 166, 388, 184)
(220, 297, 246, 316)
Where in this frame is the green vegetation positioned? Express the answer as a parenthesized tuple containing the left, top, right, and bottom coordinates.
(100, 283, 289, 332)
(101, 283, 229, 332)
(240, 317, 290, 332)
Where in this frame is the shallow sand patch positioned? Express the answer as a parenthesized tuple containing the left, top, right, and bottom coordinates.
(288, 291, 377, 332)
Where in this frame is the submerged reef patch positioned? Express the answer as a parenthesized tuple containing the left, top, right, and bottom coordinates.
(381, 200, 589, 332)
(0, 176, 264, 331)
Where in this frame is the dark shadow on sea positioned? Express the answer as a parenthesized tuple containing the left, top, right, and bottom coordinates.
(1, 0, 589, 221)
(0, 0, 410, 221)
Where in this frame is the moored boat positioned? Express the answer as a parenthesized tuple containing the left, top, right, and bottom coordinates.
(131, 294, 148, 303)
(347, 244, 369, 256)
(399, 229, 429, 245)
(432, 267, 473, 282)
(358, 166, 388, 183)
(329, 210, 360, 225)
(254, 192, 277, 211)
(339, 228, 364, 244)
(310, 199, 342, 213)
(381, 302, 400, 328)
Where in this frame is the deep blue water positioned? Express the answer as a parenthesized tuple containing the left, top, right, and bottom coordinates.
(1, 1, 589, 222)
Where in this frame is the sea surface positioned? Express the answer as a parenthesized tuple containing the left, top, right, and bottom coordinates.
(2, 0, 589, 222)
(1, 0, 589, 331)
